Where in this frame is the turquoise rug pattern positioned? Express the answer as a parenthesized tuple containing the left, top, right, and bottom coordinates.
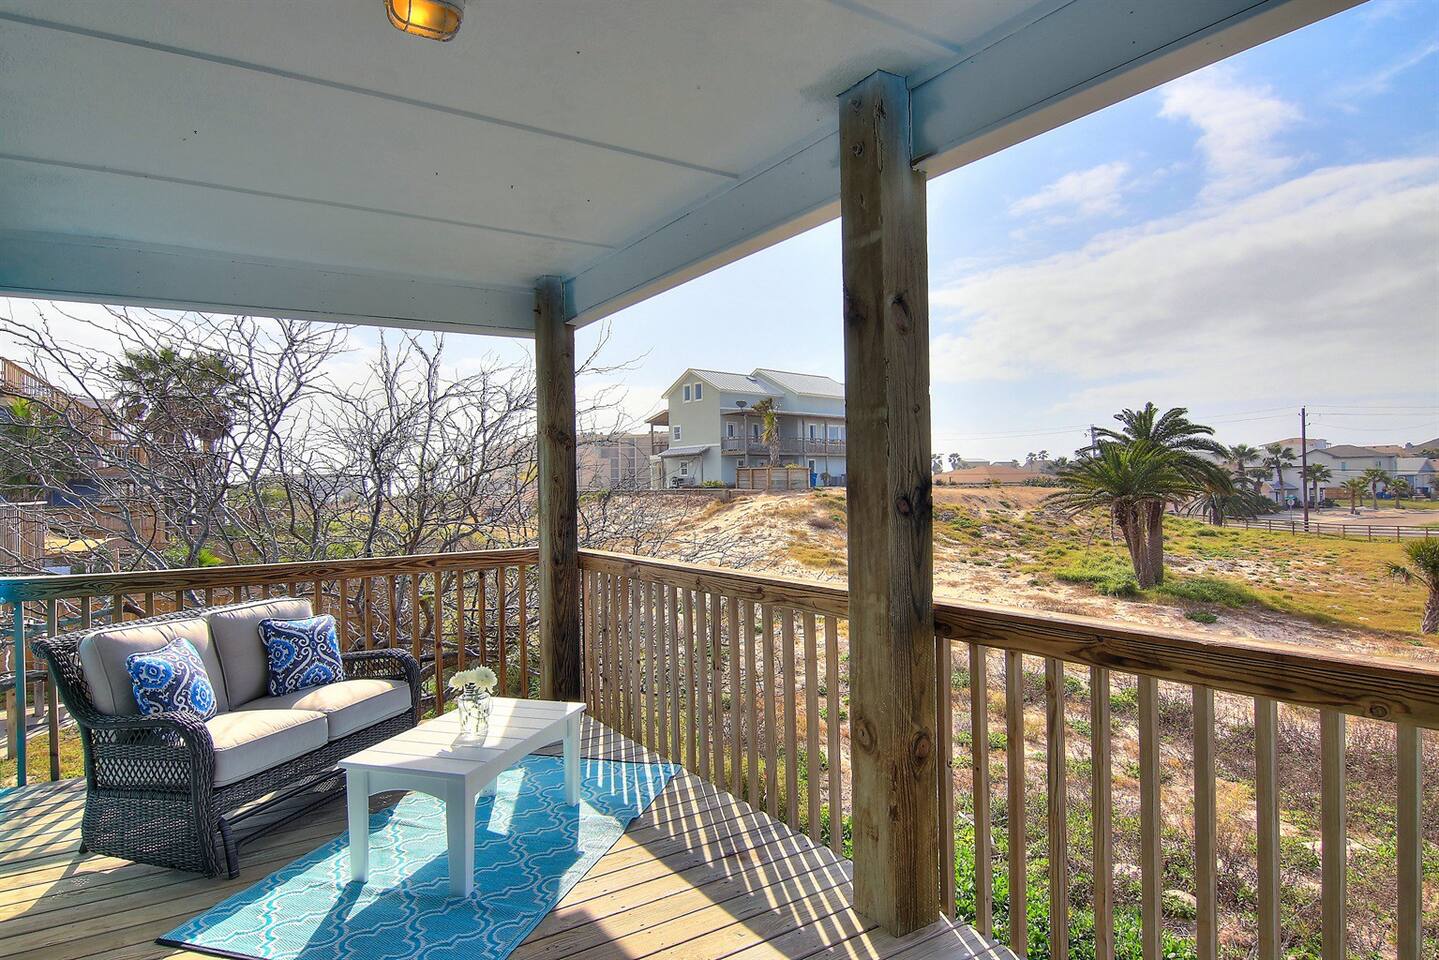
(161, 754, 678, 960)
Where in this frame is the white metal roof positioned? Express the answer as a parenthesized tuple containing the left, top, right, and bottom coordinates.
(658, 443, 714, 458)
(753, 369, 845, 399)
(0, 0, 1356, 336)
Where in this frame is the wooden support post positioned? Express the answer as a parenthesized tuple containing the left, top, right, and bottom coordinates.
(535, 277, 582, 702)
(839, 69, 938, 936)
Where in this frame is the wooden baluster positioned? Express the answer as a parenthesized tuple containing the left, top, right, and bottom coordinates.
(581, 571, 594, 712)
(409, 574, 423, 679)
(432, 572, 445, 713)
(386, 576, 398, 649)
(362, 576, 374, 650)
(646, 582, 659, 753)
(455, 570, 467, 674)
(656, 583, 669, 759)
(781, 607, 799, 829)
(696, 591, 710, 777)
(46, 600, 60, 781)
(1255, 697, 1280, 960)
(939, 632, 954, 916)
(1319, 709, 1345, 960)
(81, 595, 92, 630)
(518, 564, 529, 698)
(732, 596, 745, 799)
(337, 578, 350, 650)
(1397, 723, 1421, 960)
(204, 587, 214, 607)
(1005, 651, 1027, 956)
(971, 645, 993, 937)
(762, 603, 778, 819)
(1194, 685, 1216, 960)
(745, 600, 760, 805)
(1139, 677, 1163, 960)
(497, 567, 510, 687)
(312, 579, 323, 617)
(825, 615, 842, 855)
(111, 592, 124, 625)
(144, 592, 155, 617)
(607, 575, 618, 725)
(683, 588, 697, 773)
(668, 586, 681, 764)
(804, 610, 822, 843)
(629, 578, 643, 747)
(1046, 658, 1068, 958)
(476, 569, 490, 690)
(711, 592, 725, 786)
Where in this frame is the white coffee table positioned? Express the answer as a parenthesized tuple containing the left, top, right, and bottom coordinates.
(340, 697, 586, 897)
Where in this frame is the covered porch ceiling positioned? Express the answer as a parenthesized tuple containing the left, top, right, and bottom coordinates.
(0, 0, 1357, 337)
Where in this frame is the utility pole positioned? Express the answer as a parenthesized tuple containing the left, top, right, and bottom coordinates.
(1300, 406, 1310, 530)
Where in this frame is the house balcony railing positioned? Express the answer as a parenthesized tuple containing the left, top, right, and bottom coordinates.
(721, 437, 847, 457)
(3, 548, 1434, 953)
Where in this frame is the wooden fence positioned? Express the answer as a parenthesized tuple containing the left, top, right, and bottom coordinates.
(1225, 516, 1435, 540)
(735, 465, 810, 491)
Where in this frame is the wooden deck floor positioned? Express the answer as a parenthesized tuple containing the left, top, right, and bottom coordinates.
(0, 720, 1003, 960)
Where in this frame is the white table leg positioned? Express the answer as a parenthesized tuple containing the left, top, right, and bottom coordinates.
(564, 713, 581, 805)
(346, 769, 370, 884)
(446, 781, 476, 898)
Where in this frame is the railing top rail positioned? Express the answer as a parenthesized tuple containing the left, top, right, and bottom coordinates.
(0, 547, 540, 604)
(581, 548, 1439, 729)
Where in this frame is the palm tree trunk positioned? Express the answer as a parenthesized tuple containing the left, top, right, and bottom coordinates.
(1423, 587, 1439, 634)
(1119, 501, 1165, 588)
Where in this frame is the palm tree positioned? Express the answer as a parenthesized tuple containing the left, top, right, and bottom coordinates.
(749, 397, 780, 466)
(1360, 467, 1392, 510)
(1048, 440, 1196, 588)
(113, 347, 244, 453)
(1228, 443, 1261, 491)
(1096, 403, 1229, 459)
(1389, 539, 1439, 633)
(948, 453, 962, 471)
(1341, 477, 1367, 514)
(1301, 463, 1332, 508)
(1390, 477, 1412, 509)
(1262, 444, 1297, 505)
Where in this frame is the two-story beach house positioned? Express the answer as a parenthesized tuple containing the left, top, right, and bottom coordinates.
(646, 368, 846, 488)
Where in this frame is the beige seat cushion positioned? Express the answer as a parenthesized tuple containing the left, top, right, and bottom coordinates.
(206, 709, 327, 787)
(78, 618, 229, 716)
(204, 598, 313, 706)
(235, 679, 410, 741)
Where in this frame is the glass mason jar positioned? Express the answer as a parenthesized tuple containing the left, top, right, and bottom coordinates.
(456, 684, 491, 737)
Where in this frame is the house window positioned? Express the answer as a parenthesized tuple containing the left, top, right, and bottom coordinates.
(679, 461, 689, 476)
(682, 384, 691, 402)
(672, 425, 682, 440)
(828, 424, 844, 440)
(751, 423, 760, 439)
(726, 422, 736, 438)
(1340, 461, 1347, 470)
(808, 424, 818, 439)
(693, 382, 702, 400)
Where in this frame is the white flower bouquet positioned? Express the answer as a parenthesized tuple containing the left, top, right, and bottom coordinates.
(448, 666, 498, 693)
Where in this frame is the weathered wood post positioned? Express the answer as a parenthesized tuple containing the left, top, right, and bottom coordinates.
(535, 277, 582, 702)
(838, 70, 939, 936)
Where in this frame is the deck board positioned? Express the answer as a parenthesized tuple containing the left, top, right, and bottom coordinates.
(0, 719, 1002, 960)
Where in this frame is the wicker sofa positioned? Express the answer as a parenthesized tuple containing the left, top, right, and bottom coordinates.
(32, 597, 420, 878)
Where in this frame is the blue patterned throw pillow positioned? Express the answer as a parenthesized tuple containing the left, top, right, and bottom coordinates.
(258, 615, 343, 696)
(126, 638, 219, 720)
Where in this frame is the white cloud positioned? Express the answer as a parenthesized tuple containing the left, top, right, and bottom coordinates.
(1159, 68, 1301, 201)
(931, 157, 1439, 413)
(1339, 38, 1439, 101)
(1009, 161, 1131, 221)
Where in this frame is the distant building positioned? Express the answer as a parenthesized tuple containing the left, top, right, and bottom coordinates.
(647, 368, 846, 488)
(577, 432, 656, 490)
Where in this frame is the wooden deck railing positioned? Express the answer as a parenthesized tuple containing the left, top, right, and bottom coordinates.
(4, 548, 1435, 956)
(2, 549, 541, 780)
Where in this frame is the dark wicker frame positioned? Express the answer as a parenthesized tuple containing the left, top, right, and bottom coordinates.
(31, 602, 421, 878)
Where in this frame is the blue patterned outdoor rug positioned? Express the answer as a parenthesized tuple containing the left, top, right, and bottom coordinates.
(161, 754, 678, 960)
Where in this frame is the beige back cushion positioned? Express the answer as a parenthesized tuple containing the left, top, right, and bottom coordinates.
(204, 598, 313, 707)
(78, 618, 228, 716)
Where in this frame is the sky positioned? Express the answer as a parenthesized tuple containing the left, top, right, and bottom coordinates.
(4, 1, 1437, 463)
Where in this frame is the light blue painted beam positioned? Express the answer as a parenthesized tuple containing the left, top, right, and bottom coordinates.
(565, 0, 1359, 328)
(0, 232, 537, 337)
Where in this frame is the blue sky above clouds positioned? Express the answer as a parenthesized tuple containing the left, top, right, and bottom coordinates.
(576, 0, 1439, 460)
